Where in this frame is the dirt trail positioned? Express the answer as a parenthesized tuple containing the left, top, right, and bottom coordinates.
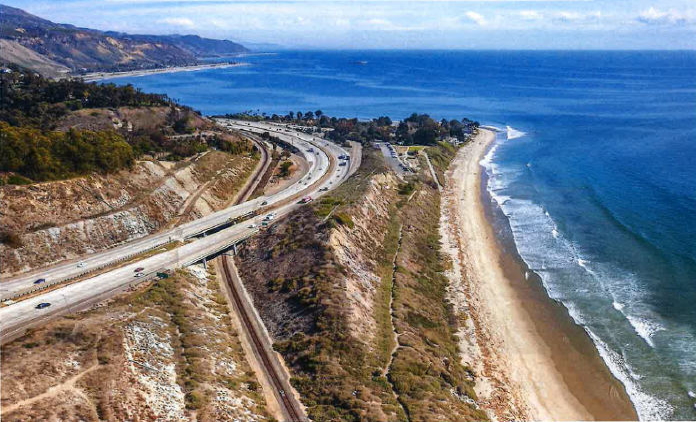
(383, 188, 420, 421)
(1, 363, 100, 415)
(167, 138, 270, 228)
(383, 223, 408, 419)
(422, 151, 442, 192)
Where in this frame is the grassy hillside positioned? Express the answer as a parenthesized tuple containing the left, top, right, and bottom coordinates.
(236, 146, 486, 421)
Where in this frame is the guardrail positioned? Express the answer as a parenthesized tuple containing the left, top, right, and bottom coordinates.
(179, 229, 258, 268)
(183, 211, 257, 240)
(1, 238, 178, 302)
(2, 230, 259, 303)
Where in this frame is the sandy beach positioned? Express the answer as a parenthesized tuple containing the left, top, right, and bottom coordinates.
(440, 129, 638, 421)
(81, 62, 249, 82)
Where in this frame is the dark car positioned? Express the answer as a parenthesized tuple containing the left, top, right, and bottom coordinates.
(36, 302, 51, 309)
(34, 278, 46, 285)
(134, 267, 144, 272)
(261, 201, 268, 206)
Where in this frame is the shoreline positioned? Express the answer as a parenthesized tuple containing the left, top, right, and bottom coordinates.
(81, 62, 249, 82)
(441, 129, 638, 420)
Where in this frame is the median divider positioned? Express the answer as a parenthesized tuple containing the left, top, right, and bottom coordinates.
(2, 237, 176, 302)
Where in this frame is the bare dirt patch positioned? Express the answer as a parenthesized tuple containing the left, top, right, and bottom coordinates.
(1, 268, 269, 421)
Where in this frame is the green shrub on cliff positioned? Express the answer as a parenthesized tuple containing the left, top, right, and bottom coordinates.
(0, 122, 135, 181)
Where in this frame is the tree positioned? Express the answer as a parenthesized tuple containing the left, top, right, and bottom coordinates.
(278, 160, 293, 177)
(413, 127, 438, 145)
(374, 116, 392, 127)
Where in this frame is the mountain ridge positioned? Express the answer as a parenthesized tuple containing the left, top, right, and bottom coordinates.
(0, 4, 248, 76)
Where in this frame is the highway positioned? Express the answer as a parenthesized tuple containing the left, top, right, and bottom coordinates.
(0, 121, 349, 301)
(0, 121, 354, 341)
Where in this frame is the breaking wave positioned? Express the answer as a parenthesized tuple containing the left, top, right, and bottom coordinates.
(480, 126, 677, 420)
(506, 125, 527, 140)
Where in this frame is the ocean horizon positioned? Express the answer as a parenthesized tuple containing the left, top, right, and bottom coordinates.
(102, 49, 696, 419)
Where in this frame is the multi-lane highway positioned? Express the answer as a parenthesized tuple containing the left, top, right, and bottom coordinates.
(0, 121, 355, 341)
(1, 121, 348, 301)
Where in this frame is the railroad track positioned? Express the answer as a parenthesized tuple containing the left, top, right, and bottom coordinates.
(219, 255, 304, 421)
(234, 136, 271, 203)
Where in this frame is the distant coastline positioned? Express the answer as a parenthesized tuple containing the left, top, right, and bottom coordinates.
(81, 62, 249, 82)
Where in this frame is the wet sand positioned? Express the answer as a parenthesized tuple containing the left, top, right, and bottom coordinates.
(443, 129, 638, 420)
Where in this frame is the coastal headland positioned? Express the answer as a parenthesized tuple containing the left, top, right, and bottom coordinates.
(442, 129, 639, 421)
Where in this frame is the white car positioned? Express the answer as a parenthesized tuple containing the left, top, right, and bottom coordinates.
(248, 223, 258, 228)
(134, 272, 145, 278)
(77, 262, 86, 268)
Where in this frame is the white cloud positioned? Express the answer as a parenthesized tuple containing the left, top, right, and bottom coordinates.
(519, 10, 543, 21)
(158, 17, 196, 28)
(637, 7, 695, 25)
(464, 11, 487, 26)
(553, 10, 601, 23)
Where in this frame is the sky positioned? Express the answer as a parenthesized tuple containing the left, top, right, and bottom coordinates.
(5, 0, 696, 49)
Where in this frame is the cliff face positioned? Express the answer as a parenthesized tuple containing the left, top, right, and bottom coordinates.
(235, 148, 487, 421)
(0, 150, 258, 275)
(235, 168, 403, 422)
(0, 4, 247, 75)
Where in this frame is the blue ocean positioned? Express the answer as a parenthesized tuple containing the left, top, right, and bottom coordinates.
(105, 50, 696, 419)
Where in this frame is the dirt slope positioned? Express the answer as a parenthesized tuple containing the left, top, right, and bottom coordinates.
(0, 267, 269, 421)
(0, 150, 258, 275)
(0, 39, 69, 78)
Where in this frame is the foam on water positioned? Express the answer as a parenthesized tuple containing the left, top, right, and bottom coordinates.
(481, 126, 678, 420)
(613, 301, 625, 311)
(506, 125, 527, 140)
(581, 316, 673, 420)
(624, 314, 665, 348)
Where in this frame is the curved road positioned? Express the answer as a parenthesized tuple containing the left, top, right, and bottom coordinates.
(0, 121, 354, 341)
(1, 122, 346, 301)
